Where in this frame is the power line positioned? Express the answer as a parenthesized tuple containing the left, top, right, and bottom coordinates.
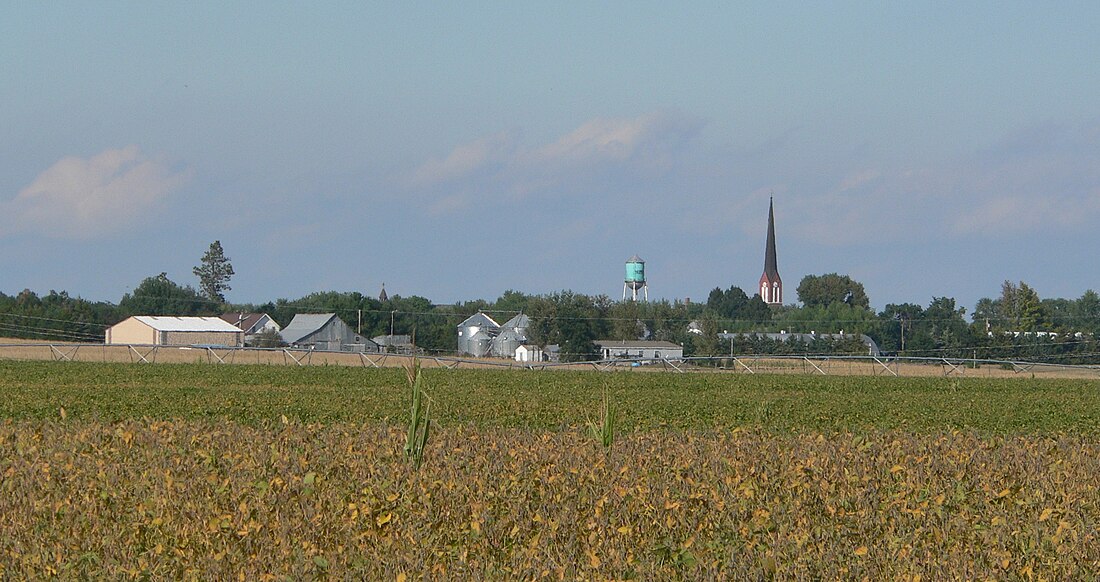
(0, 312, 110, 328)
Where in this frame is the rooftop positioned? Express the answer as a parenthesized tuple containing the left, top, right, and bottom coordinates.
(131, 316, 242, 333)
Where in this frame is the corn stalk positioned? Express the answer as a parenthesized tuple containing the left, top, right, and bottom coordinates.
(403, 358, 431, 469)
(587, 388, 615, 452)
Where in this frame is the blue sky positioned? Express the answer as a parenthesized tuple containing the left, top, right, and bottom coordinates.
(2, 3, 1099, 315)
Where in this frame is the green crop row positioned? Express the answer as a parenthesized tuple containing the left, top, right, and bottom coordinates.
(1, 360, 1098, 433)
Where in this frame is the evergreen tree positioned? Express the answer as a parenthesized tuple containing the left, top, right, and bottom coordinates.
(193, 241, 235, 303)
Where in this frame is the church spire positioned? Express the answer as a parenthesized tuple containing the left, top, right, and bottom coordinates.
(379, 282, 388, 302)
(759, 197, 783, 305)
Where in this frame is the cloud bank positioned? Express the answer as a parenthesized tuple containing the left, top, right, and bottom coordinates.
(2, 146, 188, 239)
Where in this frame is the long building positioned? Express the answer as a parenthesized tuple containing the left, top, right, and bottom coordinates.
(105, 316, 244, 346)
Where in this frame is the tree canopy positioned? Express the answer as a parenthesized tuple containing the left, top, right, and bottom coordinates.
(796, 274, 870, 309)
(120, 273, 212, 316)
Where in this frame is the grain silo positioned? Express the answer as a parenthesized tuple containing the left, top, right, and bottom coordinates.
(456, 312, 500, 357)
(491, 313, 530, 358)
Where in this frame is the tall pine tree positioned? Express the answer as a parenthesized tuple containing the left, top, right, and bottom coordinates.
(193, 241, 235, 303)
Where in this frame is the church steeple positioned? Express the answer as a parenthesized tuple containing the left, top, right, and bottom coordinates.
(759, 197, 783, 305)
(379, 283, 388, 302)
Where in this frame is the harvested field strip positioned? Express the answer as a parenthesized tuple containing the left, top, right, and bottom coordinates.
(1, 420, 1097, 579)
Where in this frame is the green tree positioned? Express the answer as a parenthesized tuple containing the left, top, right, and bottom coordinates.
(0, 289, 119, 342)
(526, 291, 603, 361)
(706, 286, 749, 320)
(689, 313, 723, 358)
(1075, 290, 1100, 334)
(923, 297, 970, 356)
(193, 241, 235, 303)
(705, 286, 771, 330)
(971, 297, 1000, 332)
(878, 303, 924, 352)
(608, 300, 645, 341)
(120, 273, 211, 316)
(1000, 280, 1044, 331)
(796, 274, 870, 309)
(492, 290, 531, 315)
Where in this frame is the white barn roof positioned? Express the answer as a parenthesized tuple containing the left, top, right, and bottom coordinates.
(133, 316, 242, 333)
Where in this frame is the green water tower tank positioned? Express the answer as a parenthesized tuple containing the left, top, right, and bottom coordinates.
(624, 255, 648, 301)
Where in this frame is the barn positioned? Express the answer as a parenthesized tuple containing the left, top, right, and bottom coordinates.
(105, 316, 244, 346)
(279, 313, 378, 352)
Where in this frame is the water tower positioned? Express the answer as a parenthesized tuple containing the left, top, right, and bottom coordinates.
(623, 255, 648, 301)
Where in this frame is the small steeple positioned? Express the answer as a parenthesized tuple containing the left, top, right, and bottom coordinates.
(379, 282, 388, 302)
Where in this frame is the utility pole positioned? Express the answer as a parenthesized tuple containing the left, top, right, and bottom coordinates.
(357, 309, 362, 334)
(900, 317, 906, 353)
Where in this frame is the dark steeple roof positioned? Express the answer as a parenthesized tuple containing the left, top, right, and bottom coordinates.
(379, 283, 388, 302)
(763, 197, 780, 280)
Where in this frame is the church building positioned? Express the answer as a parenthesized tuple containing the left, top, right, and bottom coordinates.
(759, 198, 783, 305)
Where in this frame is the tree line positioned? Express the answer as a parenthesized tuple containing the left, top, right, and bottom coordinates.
(1, 243, 1099, 363)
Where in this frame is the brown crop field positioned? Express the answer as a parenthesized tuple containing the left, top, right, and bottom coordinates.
(1, 361, 1098, 578)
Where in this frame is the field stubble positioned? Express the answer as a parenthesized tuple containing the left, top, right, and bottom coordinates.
(1, 421, 1097, 578)
(1, 362, 1099, 578)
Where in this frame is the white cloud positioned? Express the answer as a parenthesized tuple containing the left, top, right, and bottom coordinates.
(408, 111, 703, 209)
(410, 131, 518, 187)
(2, 146, 188, 239)
(525, 112, 691, 166)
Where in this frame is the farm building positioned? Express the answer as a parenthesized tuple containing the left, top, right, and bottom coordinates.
(490, 313, 530, 358)
(219, 312, 281, 345)
(456, 312, 501, 357)
(594, 339, 683, 361)
(105, 316, 244, 347)
(372, 334, 414, 353)
(279, 313, 378, 352)
(514, 344, 544, 363)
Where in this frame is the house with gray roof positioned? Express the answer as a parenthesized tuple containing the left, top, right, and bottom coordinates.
(219, 312, 281, 346)
(279, 313, 379, 352)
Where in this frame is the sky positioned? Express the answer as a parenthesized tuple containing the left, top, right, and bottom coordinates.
(3, 3, 1099, 316)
